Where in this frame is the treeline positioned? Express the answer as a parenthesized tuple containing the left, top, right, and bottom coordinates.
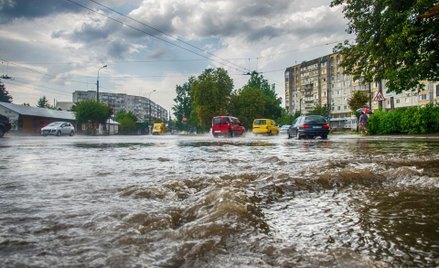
(368, 104, 439, 135)
(172, 68, 295, 132)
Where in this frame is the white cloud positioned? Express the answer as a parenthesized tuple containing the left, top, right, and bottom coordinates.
(0, 0, 350, 111)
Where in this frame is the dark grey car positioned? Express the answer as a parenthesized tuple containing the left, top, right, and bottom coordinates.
(287, 115, 330, 139)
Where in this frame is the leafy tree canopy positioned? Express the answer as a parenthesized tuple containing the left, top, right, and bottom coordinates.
(172, 76, 197, 131)
(230, 86, 266, 129)
(331, 0, 439, 94)
(246, 71, 282, 118)
(73, 100, 111, 125)
(37, 96, 51, 108)
(115, 110, 138, 134)
(191, 68, 233, 130)
(0, 82, 12, 103)
(308, 104, 329, 116)
(348, 91, 369, 114)
(277, 110, 300, 125)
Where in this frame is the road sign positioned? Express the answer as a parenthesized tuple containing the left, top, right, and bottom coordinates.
(373, 90, 386, 102)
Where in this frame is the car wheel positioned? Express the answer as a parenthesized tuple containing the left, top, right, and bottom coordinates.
(229, 129, 234, 137)
(70, 130, 75, 136)
(296, 131, 301, 140)
(321, 135, 328, 139)
(56, 130, 61, 136)
(267, 131, 272, 136)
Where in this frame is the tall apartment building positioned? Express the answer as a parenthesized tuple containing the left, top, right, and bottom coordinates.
(285, 53, 367, 128)
(285, 53, 439, 129)
(72, 91, 168, 122)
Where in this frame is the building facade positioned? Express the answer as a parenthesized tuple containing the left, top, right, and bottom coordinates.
(0, 102, 76, 134)
(72, 91, 168, 122)
(285, 53, 439, 129)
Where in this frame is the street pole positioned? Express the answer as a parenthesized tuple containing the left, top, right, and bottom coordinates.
(147, 90, 156, 134)
(96, 65, 107, 102)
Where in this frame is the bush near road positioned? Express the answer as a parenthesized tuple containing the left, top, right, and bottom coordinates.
(368, 104, 439, 135)
(0, 114, 12, 137)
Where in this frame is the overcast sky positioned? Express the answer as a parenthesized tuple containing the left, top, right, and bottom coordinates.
(0, 0, 351, 112)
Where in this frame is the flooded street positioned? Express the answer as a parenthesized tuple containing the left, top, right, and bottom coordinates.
(1, 134, 438, 267)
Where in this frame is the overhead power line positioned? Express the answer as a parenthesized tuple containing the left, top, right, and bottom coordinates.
(85, 0, 249, 73)
(64, 0, 249, 74)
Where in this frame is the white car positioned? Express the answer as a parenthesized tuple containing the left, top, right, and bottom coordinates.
(41, 121, 75, 136)
(279, 124, 291, 134)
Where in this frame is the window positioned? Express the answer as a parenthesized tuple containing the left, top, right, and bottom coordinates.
(253, 119, 266, 125)
(436, 85, 439, 97)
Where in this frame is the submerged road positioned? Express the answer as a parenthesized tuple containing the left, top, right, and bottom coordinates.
(1, 134, 438, 267)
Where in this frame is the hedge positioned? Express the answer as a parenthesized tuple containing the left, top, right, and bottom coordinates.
(368, 104, 439, 135)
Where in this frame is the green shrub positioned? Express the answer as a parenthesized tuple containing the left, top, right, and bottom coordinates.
(368, 104, 439, 135)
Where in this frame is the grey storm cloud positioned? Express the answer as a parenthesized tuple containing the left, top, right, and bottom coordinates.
(128, 0, 344, 43)
(287, 9, 347, 39)
(0, 0, 82, 24)
(235, 1, 292, 17)
(107, 39, 129, 59)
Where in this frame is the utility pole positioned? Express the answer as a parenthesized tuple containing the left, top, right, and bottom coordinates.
(96, 65, 107, 102)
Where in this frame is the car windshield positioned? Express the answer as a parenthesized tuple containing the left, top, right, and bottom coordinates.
(46, 122, 63, 127)
(254, 119, 266, 125)
(304, 116, 327, 124)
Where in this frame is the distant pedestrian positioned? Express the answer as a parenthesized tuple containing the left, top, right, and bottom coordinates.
(359, 112, 368, 134)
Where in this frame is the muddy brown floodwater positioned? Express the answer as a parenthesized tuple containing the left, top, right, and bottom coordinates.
(0, 134, 438, 267)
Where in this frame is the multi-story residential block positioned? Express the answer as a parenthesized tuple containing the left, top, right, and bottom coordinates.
(286, 53, 439, 129)
(285, 53, 371, 128)
(72, 91, 168, 122)
(371, 80, 439, 110)
(285, 56, 331, 115)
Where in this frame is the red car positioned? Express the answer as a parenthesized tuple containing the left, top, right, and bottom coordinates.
(211, 116, 245, 137)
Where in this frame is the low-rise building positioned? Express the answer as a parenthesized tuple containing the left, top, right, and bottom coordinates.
(0, 102, 76, 134)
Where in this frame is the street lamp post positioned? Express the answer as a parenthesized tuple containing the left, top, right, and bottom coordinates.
(96, 64, 107, 102)
(148, 90, 156, 133)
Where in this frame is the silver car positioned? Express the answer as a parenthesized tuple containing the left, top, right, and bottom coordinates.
(41, 121, 75, 136)
(279, 124, 291, 134)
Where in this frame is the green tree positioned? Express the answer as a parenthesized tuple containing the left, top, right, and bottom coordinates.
(348, 91, 370, 132)
(191, 68, 233, 131)
(0, 82, 12, 103)
(172, 77, 197, 131)
(246, 71, 282, 119)
(230, 86, 266, 129)
(308, 104, 329, 116)
(115, 110, 138, 134)
(37, 96, 50, 108)
(348, 91, 369, 113)
(277, 110, 300, 125)
(331, 0, 439, 94)
(229, 71, 283, 128)
(73, 100, 111, 134)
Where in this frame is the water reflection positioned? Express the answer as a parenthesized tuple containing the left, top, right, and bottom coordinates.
(0, 135, 438, 267)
